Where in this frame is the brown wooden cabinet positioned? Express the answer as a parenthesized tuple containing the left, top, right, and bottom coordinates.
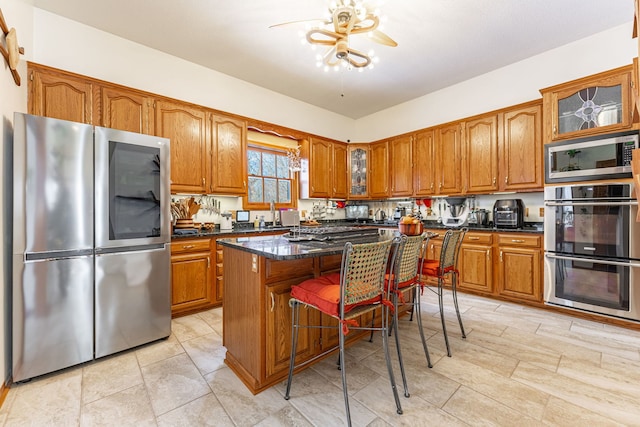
(213, 239, 224, 305)
(435, 122, 465, 195)
(170, 238, 214, 317)
(458, 232, 493, 293)
(300, 138, 347, 199)
(211, 114, 247, 195)
(99, 85, 153, 134)
(496, 234, 542, 303)
(541, 65, 634, 143)
(28, 63, 93, 124)
(348, 144, 369, 199)
(369, 140, 390, 198)
(155, 100, 211, 194)
(389, 135, 414, 197)
(499, 101, 543, 191)
(465, 115, 498, 193)
(413, 129, 436, 196)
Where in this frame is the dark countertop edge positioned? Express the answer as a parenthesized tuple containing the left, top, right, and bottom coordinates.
(172, 221, 543, 239)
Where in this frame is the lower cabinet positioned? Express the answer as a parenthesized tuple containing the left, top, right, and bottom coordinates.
(496, 234, 542, 302)
(458, 232, 494, 293)
(423, 229, 543, 305)
(170, 238, 214, 316)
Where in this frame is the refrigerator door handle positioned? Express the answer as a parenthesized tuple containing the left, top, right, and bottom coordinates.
(95, 243, 166, 255)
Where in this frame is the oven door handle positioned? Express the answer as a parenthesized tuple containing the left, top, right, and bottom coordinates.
(544, 201, 638, 207)
(545, 253, 640, 268)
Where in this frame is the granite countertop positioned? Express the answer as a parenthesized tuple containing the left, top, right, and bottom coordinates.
(217, 233, 395, 261)
(172, 220, 543, 239)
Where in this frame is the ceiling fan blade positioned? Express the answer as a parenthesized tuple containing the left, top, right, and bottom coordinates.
(269, 18, 328, 29)
(368, 29, 397, 47)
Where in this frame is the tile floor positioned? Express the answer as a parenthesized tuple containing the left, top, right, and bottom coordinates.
(1, 291, 640, 426)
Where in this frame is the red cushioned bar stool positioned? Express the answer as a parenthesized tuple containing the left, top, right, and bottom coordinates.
(418, 227, 467, 357)
(284, 237, 402, 427)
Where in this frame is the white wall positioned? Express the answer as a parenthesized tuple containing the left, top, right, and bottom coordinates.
(355, 23, 637, 142)
(31, 9, 354, 142)
(1, 0, 32, 389)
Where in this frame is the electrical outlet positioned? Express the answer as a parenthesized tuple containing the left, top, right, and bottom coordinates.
(539, 207, 544, 217)
(251, 254, 258, 272)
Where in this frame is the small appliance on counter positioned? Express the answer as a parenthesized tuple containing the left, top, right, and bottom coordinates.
(345, 204, 369, 221)
(441, 197, 469, 227)
(281, 210, 301, 226)
(493, 199, 524, 229)
(220, 212, 233, 230)
(393, 207, 406, 220)
(468, 209, 490, 226)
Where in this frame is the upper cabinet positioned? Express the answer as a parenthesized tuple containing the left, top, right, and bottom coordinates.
(300, 137, 347, 199)
(347, 144, 369, 199)
(541, 65, 634, 142)
(389, 135, 414, 197)
(211, 114, 247, 195)
(499, 101, 543, 191)
(369, 140, 390, 199)
(29, 64, 93, 124)
(413, 130, 435, 197)
(99, 85, 153, 134)
(154, 100, 211, 194)
(465, 114, 498, 193)
(435, 122, 465, 195)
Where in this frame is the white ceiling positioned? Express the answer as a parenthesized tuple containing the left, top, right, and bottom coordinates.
(32, 0, 633, 119)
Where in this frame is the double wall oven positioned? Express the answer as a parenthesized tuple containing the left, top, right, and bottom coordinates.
(544, 183, 640, 321)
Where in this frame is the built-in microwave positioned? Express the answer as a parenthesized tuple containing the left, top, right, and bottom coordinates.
(545, 130, 638, 183)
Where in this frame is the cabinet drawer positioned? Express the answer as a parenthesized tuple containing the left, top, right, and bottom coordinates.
(171, 238, 211, 254)
(463, 232, 492, 245)
(497, 234, 540, 248)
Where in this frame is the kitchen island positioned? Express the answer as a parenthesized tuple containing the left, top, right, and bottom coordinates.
(218, 230, 395, 394)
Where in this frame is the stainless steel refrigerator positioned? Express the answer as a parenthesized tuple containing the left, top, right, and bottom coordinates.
(12, 113, 172, 382)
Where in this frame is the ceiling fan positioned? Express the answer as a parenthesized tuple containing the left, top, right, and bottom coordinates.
(271, 0, 397, 69)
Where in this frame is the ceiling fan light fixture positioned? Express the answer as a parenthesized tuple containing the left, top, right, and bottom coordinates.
(297, 0, 396, 72)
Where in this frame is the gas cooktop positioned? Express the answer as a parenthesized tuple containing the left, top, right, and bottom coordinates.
(283, 226, 380, 242)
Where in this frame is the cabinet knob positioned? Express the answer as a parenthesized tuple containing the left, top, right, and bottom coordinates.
(500, 250, 503, 262)
(270, 291, 275, 312)
(183, 245, 195, 249)
(493, 177, 496, 185)
(486, 249, 490, 259)
(511, 239, 525, 243)
(468, 237, 480, 241)
(505, 176, 508, 184)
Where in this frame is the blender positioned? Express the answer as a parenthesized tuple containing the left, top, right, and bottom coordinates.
(441, 197, 469, 227)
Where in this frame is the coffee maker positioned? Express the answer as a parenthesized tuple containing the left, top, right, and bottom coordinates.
(441, 197, 469, 227)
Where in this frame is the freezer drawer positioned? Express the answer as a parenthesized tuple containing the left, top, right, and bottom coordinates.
(12, 255, 94, 382)
(95, 245, 171, 358)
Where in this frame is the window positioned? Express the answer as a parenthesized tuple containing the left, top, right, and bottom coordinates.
(244, 144, 297, 209)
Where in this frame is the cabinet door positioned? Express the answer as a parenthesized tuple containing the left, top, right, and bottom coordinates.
(29, 66, 93, 124)
(348, 145, 369, 199)
(466, 115, 498, 193)
(390, 135, 414, 197)
(155, 100, 210, 194)
(170, 251, 212, 314)
(369, 141, 389, 198)
(265, 281, 318, 378)
(308, 138, 333, 198)
(543, 66, 633, 142)
(435, 123, 464, 195)
(459, 244, 493, 293)
(500, 103, 543, 191)
(413, 130, 436, 196)
(211, 114, 247, 195)
(332, 142, 348, 198)
(497, 247, 541, 302)
(100, 85, 153, 134)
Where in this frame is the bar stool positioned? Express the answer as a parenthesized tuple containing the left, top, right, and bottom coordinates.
(419, 227, 467, 357)
(284, 238, 402, 427)
(383, 232, 437, 398)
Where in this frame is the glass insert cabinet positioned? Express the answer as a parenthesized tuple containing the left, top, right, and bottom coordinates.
(541, 64, 634, 142)
(348, 145, 369, 199)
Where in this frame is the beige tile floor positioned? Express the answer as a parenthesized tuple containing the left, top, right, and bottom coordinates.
(1, 291, 640, 426)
